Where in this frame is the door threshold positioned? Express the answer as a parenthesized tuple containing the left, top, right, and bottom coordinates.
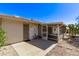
(24, 40, 31, 42)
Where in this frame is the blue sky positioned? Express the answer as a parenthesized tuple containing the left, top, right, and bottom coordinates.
(0, 3, 79, 24)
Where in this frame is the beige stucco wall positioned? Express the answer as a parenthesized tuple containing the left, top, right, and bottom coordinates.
(2, 19, 23, 44)
(29, 24, 38, 40)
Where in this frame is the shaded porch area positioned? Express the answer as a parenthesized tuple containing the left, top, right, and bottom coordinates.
(27, 39, 56, 50)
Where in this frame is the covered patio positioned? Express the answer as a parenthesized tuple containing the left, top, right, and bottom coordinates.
(39, 22, 65, 42)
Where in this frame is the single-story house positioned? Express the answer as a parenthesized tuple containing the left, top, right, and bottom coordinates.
(0, 15, 65, 45)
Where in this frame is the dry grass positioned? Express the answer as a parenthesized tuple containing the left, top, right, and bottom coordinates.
(46, 40, 79, 56)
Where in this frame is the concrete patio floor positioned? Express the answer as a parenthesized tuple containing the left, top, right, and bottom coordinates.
(11, 39, 57, 56)
(27, 39, 56, 50)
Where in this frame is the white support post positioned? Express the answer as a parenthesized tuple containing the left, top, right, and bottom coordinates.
(57, 25, 60, 42)
(41, 24, 48, 40)
(46, 24, 48, 40)
(41, 25, 43, 39)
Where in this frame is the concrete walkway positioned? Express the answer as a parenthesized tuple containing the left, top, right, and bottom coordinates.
(11, 40, 57, 56)
(0, 45, 18, 56)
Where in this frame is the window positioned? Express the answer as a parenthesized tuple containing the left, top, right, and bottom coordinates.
(43, 26, 47, 32)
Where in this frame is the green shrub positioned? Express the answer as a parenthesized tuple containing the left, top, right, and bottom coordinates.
(0, 28, 6, 48)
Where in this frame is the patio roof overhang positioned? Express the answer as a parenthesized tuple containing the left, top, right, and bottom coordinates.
(41, 22, 65, 28)
(0, 15, 65, 26)
(0, 15, 41, 25)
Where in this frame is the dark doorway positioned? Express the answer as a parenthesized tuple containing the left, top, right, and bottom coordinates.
(48, 26, 58, 42)
(48, 27, 52, 34)
(23, 24, 29, 41)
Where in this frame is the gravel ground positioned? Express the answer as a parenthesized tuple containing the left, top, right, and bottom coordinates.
(0, 45, 18, 56)
(1, 39, 79, 56)
(46, 40, 79, 56)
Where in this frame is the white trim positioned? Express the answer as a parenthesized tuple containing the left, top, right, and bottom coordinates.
(42, 43, 57, 56)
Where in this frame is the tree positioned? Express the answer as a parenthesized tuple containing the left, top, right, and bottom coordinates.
(75, 16, 79, 34)
(0, 28, 6, 48)
(76, 16, 79, 24)
(67, 24, 77, 36)
(66, 16, 79, 40)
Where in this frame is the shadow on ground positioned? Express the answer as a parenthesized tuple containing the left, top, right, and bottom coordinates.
(66, 36, 79, 48)
(27, 39, 56, 50)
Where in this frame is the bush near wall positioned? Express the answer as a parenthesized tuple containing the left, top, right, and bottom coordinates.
(0, 28, 6, 48)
